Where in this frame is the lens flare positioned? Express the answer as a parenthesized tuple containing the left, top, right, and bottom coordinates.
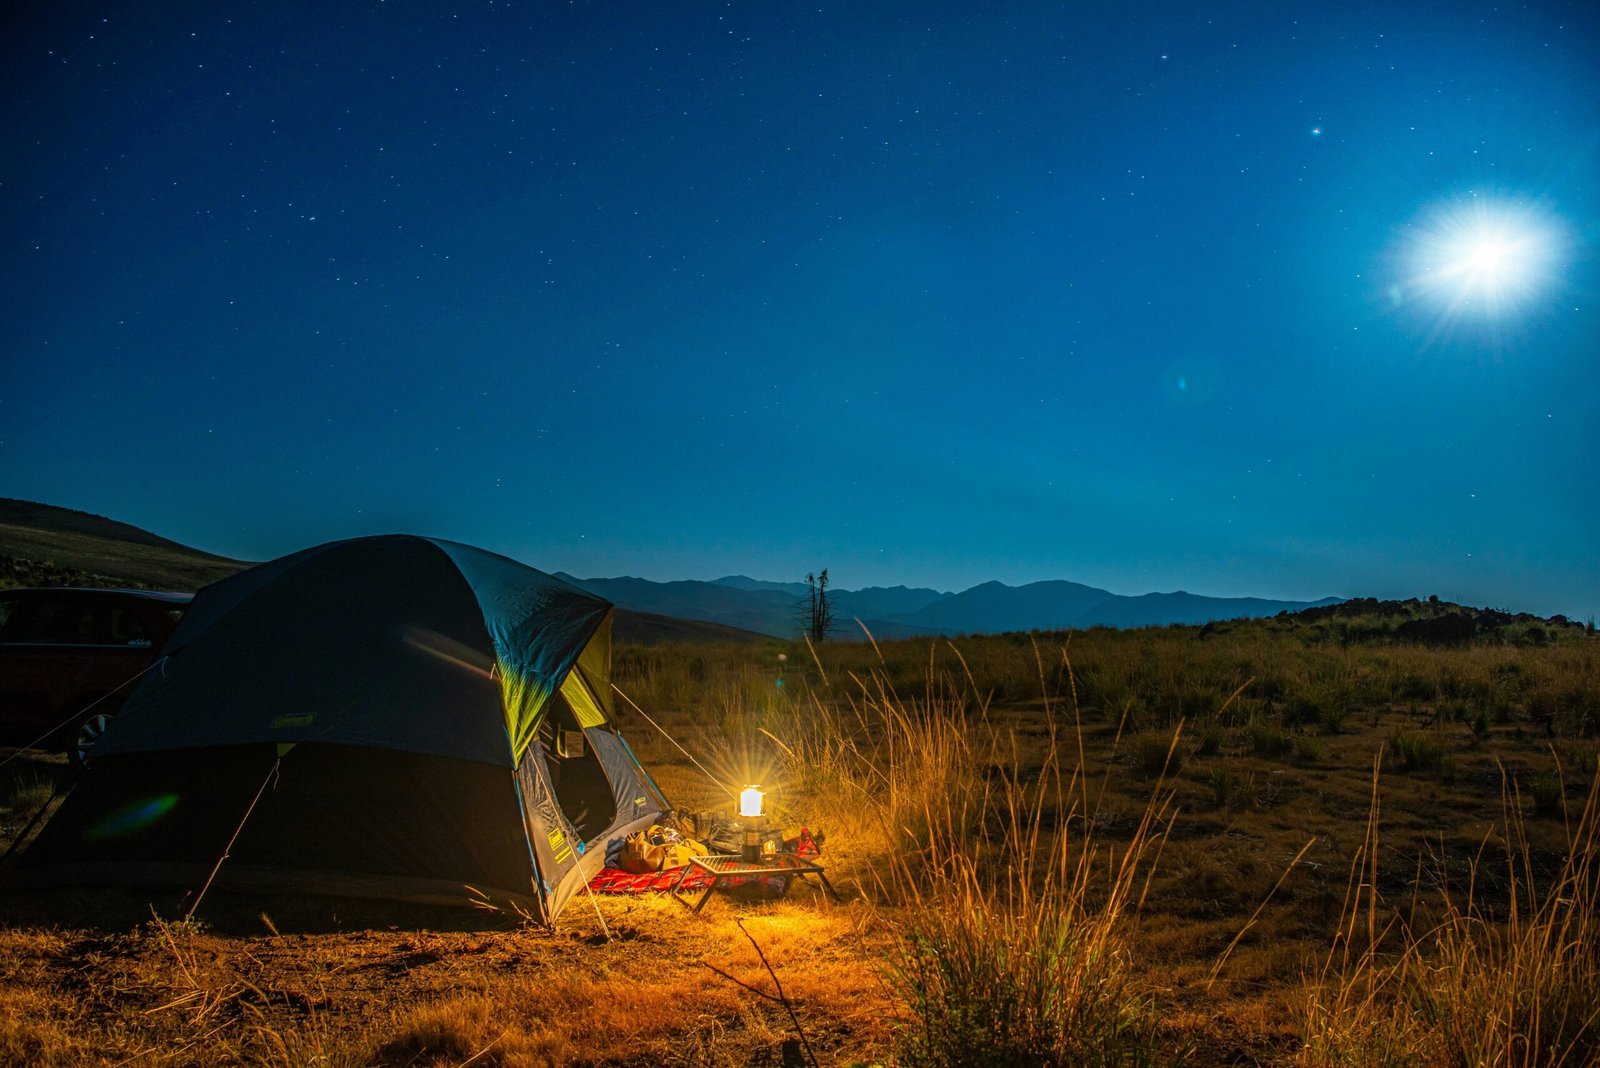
(87, 794, 179, 839)
(1398, 196, 1563, 321)
(403, 626, 494, 679)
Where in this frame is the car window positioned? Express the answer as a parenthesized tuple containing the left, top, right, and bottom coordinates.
(111, 608, 152, 646)
(19, 600, 113, 644)
(0, 598, 18, 636)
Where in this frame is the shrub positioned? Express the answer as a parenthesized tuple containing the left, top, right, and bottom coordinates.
(1292, 735, 1324, 764)
(1527, 774, 1564, 819)
(1283, 694, 1323, 729)
(1246, 720, 1294, 760)
(1254, 674, 1290, 702)
(1524, 689, 1560, 734)
(1131, 730, 1183, 779)
(1396, 671, 1439, 701)
(1316, 702, 1350, 735)
(1388, 729, 1455, 779)
(887, 881, 1167, 1067)
(1560, 679, 1600, 737)
(1209, 764, 1251, 811)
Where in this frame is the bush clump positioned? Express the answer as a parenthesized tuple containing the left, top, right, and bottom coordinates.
(888, 886, 1166, 1068)
(1246, 720, 1294, 760)
(1389, 729, 1456, 779)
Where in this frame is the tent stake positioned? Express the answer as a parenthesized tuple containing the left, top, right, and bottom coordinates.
(186, 755, 280, 922)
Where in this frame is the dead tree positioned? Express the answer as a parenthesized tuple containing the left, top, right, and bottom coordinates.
(801, 570, 835, 642)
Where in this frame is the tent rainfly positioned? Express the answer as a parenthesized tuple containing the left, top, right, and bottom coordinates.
(13, 535, 666, 923)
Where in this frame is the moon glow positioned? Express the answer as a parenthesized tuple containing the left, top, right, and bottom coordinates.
(1404, 198, 1562, 320)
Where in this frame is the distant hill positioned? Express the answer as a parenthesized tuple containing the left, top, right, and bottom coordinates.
(878, 579, 1118, 634)
(2, 498, 1349, 642)
(704, 578, 955, 639)
(610, 609, 771, 646)
(830, 584, 952, 621)
(556, 574, 800, 637)
(1081, 591, 1342, 629)
(0, 499, 767, 646)
(557, 572, 1344, 639)
(1271, 595, 1589, 647)
(0, 499, 249, 591)
(710, 575, 812, 597)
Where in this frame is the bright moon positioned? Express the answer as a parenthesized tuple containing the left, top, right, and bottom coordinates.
(1444, 228, 1536, 294)
(1402, 197, 1562, 319)
(1464, 238, 1512, 276)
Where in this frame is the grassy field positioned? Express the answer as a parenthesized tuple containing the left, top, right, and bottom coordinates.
(0, 498, 250, 591)
(2, 603, 1598, 1065)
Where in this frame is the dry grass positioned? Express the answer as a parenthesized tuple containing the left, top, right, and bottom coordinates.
(0, 892, 894, 1066)
(2, 616, 1597, 1064)
(762, 640, 1180, 1063)
(1299, 756, 1600, 1067)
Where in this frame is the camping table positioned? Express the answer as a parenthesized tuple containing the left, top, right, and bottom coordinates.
(670, 853, 839, 913)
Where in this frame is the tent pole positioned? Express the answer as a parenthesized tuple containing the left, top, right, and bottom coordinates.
(185, 754, 281, 922)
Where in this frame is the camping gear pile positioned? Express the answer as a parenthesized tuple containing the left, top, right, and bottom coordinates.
(588, 827, 823, 898)
(616, 818, 708, 874)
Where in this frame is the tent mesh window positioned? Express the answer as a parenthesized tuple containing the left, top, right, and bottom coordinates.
(538, 686, 616, 842)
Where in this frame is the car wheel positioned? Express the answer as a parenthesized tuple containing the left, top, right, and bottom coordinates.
(70, 706, 118, 770)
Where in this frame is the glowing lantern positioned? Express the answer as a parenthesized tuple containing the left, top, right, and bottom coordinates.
(739, 785, 765, 819)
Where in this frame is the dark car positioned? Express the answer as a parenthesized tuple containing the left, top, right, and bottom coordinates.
(0, 587, 191, 766)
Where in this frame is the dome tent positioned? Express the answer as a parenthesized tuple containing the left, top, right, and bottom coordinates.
(13, 535, 665, 923)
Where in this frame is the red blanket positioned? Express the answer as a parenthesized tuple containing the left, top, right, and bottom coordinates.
(587, 828, 820, 895)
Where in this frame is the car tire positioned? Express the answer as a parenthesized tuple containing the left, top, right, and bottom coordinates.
(70, 703, 119, 770)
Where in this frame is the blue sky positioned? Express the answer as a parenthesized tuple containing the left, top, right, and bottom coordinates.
(4, 2, 1597, 618)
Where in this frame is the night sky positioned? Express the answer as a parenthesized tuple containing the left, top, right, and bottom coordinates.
(4, 3, 1597, 619)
